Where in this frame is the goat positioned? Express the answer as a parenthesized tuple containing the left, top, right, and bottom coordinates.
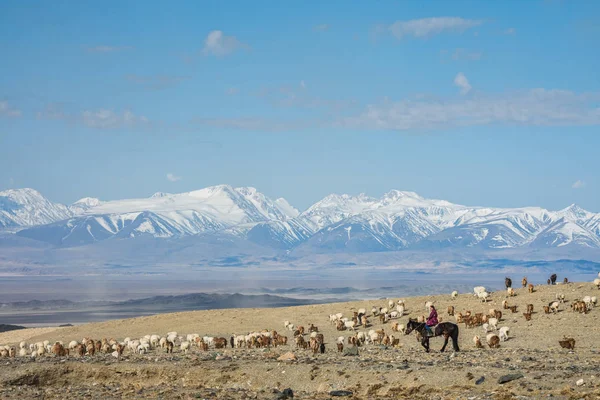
(558, 337, 575, 350)
(522, 277, 528, 288)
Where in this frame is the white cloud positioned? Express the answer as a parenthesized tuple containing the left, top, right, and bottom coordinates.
(339, 89, 600, 131)
(454, 72, 472, 94)
(503, 28, 516, 35)
(203, 30, 246, 56)
(0, 101, 22, 117)
(81, 109, 149, 129)
(85, 45, 133, 53)
(166, 173, 182, 182)
(313, 24, 330, 32)
(572, 180, 586, 189)
(389, 17, 483, 40)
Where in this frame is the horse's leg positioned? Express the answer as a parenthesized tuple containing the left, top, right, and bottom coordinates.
(421, 337, 429, 352)
(440, 333, 449, 352)
(452, 331, 460, 351)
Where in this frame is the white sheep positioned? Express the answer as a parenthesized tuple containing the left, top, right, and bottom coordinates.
(473, 286, 486, 296)
(19, 341, 27, 349)
(482, 323, 491, 333)
(388, 300, 395, 309)
(180, 341, 191, 353)
(591, 296, 597, 306)
(344, 320, 356, 331)
(424, 301, 434, 311)
(498, 326, 510, 342)
(451, 290, 458, 299)
(36, 346, 46, 357)
(335, 312, 343, 320)
(329, 314, 337, 324)
(380, 307, 389, 315)
(507, 287, 515, 297)
(390, 311, 399, 319)
(555, 293, 565, 303)
(159, 337, 167, 348)
(396, 305, 405, 316)
(19, 348, 28, 357)
(310, 331, 318, 338)
(488, 318, 498, 330)
(477, 291, 490, 302)
(337, 336, 345, 344)
(371, 306, 378, 315)
(593, 278, 600, 289)
(549, 301, 560, 313)
(68, 341, 79, 350)
(357, 308, 366, 315)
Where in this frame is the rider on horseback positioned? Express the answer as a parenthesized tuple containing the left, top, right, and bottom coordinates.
(425, 305, 438, 337)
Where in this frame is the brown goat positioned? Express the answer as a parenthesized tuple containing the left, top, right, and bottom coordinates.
(526, 304, 534, 314)
(558, 337, 575, 350)
(522, 277, 528, 288)
(494, 310, 503, 320)
(523, 312, 532, 321)
(337, 342, 343, 352)
(166, 340, 174, 354)
(447, 305, 455, 316)
(510, 305, 518, 313)
(543, 305, 550, 314)
(528, 283, 534, 293)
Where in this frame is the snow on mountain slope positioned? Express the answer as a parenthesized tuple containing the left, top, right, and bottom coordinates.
(0, 188, 72, 228)
(69, 197, 104, 215)
(6, 186, 600, 251)
(15, 185, 298, 246)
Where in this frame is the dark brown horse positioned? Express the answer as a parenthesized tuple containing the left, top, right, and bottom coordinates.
(405, 319, 460, 353)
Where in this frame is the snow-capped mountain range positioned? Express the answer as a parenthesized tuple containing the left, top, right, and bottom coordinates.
(2, 186, 600, 251)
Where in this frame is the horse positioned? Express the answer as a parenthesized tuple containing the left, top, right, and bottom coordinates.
(405, 319, 460, 353)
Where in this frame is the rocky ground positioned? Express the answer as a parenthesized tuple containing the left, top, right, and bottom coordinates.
(1, 280, 599, 399)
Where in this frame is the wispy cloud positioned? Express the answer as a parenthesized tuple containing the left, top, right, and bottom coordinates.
(82, 109, 149, 129)
(388, 17, 483, 40)
(0, 101, 22, 117)
(166, 173, 182, 182)
(313, 24, 330, 32)
(225, 87, 239, 95)
(37, 104, 150, 130)
(454, 72, 472, 95)
(503, 27, 516, 35)
(338, 89, 600, 131)
(85, 45, 133, 53)
(203, 30, 247, 56)
(572, 180, 586, 189)
(125, 74, 191, 90)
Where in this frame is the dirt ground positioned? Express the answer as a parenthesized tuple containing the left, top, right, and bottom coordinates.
(1, 280, 599, 399)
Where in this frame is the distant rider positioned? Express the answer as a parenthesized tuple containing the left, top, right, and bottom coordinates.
(425, 305, 438, 336)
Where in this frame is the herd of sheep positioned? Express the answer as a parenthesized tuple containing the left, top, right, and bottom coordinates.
(1, 272, 599, 359)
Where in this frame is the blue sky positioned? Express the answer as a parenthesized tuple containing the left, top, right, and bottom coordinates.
(1, 0, 599, 211)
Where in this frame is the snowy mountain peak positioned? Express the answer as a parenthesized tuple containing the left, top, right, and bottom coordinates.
(72, 197, 102, 207)
(0, 188, 72, 228)
(150, 192, 172, 198)
(558, 204, 591, 221)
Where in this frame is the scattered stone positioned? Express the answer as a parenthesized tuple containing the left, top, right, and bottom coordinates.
(466, 372, 474, 380)
(277, 352, 297, 361)
(343, 347, 359, 356)
(330, 390, 353, 396)
(215, 355, 231, 361)
(498, 373, 524, 384)
(576, 379, 584, 386)
(475, 376, 485, 385)
(274, 388, 294, 399)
